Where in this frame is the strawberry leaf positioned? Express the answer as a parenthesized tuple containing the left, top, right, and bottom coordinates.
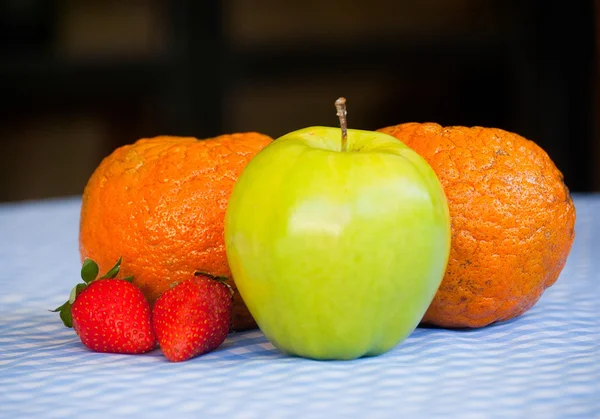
(194, 271, 229, 283)
(99, 257, 122, 279)
(194, 271, 234, 296)
(81, 258, 99, 283)
(51, 301, 68, 313)
(50, 300, 73, 328)
(123, 275, 134, 283)
(69, 283, 87, 304)
(59, 302, 73, 328)
(51, 282, 87, 328)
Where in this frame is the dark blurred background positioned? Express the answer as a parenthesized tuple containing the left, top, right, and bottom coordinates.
(0, 0, 597, 202)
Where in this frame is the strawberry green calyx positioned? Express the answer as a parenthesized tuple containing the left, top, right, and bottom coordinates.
(194, 271, 234, 296)
(51, 257, 132, 327)
(194, 271, 229, 283)
(80, 258, 99, 283)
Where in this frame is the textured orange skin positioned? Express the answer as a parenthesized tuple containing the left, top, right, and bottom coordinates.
(378, 123, 576, 328)
(79, 133, 272, 331)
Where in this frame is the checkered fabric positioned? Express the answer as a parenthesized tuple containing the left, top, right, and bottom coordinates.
(1, 195, 598, 418)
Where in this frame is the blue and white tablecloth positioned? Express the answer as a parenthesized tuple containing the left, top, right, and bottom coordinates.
(1, 195, 598, 419)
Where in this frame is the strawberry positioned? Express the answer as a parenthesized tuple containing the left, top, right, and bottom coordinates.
(152, 272, 233, 362)
(52, 257, 156, 354)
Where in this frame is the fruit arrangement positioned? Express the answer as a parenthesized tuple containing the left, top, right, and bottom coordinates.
(53, 98, 575, 362)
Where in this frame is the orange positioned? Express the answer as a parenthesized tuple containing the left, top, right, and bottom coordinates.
(79, 133, 272, 331)
(378, 123, 576, 328)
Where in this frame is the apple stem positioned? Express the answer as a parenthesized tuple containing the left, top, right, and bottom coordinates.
(335, 97, 348, 152)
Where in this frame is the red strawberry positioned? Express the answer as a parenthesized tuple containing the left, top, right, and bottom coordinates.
(152, 272, 233, 362)
(52, 257, 156, 354)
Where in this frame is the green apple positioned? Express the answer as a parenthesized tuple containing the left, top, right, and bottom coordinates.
(224, 105, 450, 360)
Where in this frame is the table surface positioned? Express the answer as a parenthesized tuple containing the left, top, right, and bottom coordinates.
(1, 194, 598, 419)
